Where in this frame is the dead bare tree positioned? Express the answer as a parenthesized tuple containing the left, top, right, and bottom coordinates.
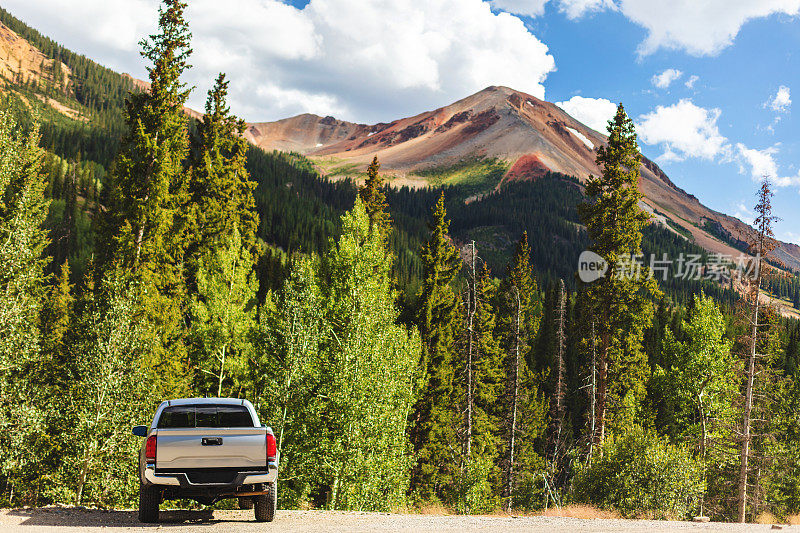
(736, 179, 780, 523)
(503, 284, 522, 513)
(548, 280, 567, 473)
(463, 241, 478, 462)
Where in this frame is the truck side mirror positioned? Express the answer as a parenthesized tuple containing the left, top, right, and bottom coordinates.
(132, 425, 148, 437)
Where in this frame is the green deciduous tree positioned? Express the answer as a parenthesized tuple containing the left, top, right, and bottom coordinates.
(65, 271, 155, 506)
(253, 257, 325, 508)
(658, 294, 737, 456)
(654, 293, 737, 517)
(319, 199, 419, 510)
(257, 199, 419, 511)
(0, 107, 50, 503)
(572, 425, 703, 519)
(188, 227, 258, 397)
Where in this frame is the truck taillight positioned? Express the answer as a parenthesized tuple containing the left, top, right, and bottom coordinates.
(145, 434, 157, 462)
(266, 433, 277, 461)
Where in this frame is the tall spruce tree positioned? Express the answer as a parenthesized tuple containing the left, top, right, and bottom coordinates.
(0, 110, 50, 366)
(189, 73, 257, 258)
(411, 191, 462, 502)
(499, 232, 545, 512)
(457, 262, 506, 513)
(577, 103, 660, 446)
(98, 0, 193, 397)
(358, 156, 391, 237)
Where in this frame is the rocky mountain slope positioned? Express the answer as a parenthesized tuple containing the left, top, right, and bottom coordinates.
(247, 86, 800, 271)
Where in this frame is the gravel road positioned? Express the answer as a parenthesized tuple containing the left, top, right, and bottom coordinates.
(1, 508, 798, 532)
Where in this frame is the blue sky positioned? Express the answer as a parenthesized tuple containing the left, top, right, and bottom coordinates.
(525, 3, 800, 245)
(4, 0, 799, 243)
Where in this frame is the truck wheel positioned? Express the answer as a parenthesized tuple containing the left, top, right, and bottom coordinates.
(238, 496, 254, 509)
(254, 482, 276, 522)
(138, 483, 160, 523)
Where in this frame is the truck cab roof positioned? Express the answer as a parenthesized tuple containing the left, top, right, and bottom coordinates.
(162, 397, 248, 406)
(151, 398, 261, 428)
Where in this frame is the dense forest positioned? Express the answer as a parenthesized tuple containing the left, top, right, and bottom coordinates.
(0, 0, 799, 523)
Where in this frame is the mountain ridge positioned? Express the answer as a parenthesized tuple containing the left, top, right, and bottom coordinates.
(246, 85, 800, 271)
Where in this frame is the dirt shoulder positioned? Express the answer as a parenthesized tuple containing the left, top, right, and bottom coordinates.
(0, 507, 796, 532)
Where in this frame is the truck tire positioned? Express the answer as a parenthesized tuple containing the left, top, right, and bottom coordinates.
(254, 482, 276, 522)
(138, 483, 160, 523)
(238, 496, 254, 509)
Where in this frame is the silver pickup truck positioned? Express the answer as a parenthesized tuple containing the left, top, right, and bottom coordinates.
(132, 398, 278, 523)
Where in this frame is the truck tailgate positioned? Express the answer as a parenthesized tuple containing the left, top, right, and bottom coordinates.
(154, 428, 267, 470)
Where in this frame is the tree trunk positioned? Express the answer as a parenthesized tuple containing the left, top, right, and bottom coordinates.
(217, 344, 227, 397)
(594, 334, 609, 447)
(737, 277, 761, 523)
(550, 280, 566, 470)
(588, 321, 597, 460)
(465, 241, 476, 461)
(504, 288, 521, 513)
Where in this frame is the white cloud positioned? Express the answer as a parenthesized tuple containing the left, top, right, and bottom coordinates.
(736, 143, 800, 187)
(765, 85, 792, 112)
(651, 68, 683, 89)
(620, 0, 800, 56)
(555, 96, 617, 133)
(2, 0, 556, 123)
(491, 0, 614, 18)
(637, 99, 729, 162)
(558, 0, 616, 19)
(780, 231, 800, 246)
(491, 0, 549, 17)
(492, 0, 800, 56)
(733, 201, 755, 226)
(685, 75, 699, 89)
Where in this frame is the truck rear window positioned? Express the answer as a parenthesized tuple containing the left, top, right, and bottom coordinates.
(157, 405, 255, 428)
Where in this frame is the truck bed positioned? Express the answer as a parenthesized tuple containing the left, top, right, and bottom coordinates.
(154, 427, 268, 470)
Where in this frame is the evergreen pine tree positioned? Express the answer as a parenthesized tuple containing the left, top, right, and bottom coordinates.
(0, 108, 51, 499)
(98, 0, 193, 397)
(577, 103, 660, 446)
(457, 262, 506, 513)
(411, 191, 462, 502)
(189, 72, 258, 258)
(358, 156, 391, 237)
(498, 232, 545, 511)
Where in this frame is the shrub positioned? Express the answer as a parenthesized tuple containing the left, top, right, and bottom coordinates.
(571, 426, 703, 519)
(454, 456, 499, 514)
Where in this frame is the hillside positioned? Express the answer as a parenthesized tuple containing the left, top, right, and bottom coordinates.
(247, 86, 800, 271)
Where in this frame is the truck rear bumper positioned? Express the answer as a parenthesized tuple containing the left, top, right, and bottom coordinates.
(144, 462, 277, 487)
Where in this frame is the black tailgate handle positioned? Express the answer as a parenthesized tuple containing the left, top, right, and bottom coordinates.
(202, 437, 223, 446)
